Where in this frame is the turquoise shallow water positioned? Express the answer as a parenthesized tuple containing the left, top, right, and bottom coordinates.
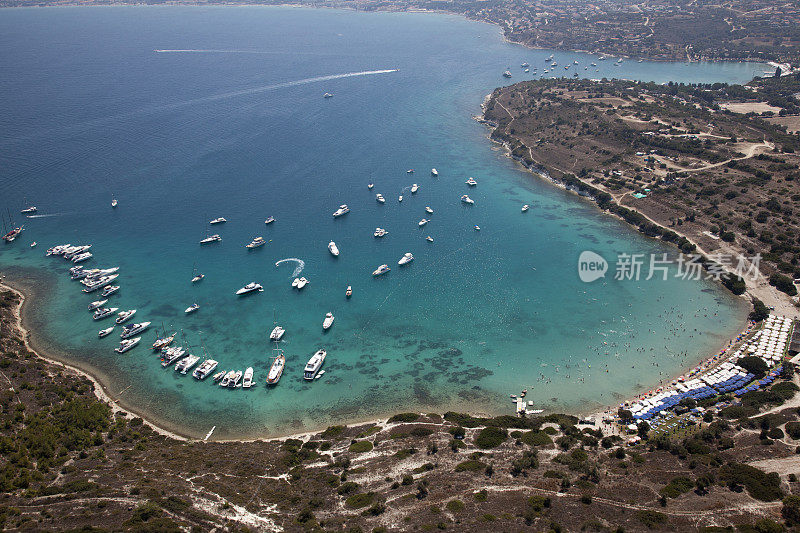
(0, 6, 756, 439)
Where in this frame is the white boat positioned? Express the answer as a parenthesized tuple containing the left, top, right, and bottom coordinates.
(185, 303, 199, 314)
(92, 307, 119, 320)
(101, 285, 120, 297)
(30, 242, 36, 247)
(522, 204, 530, 212)
(322, 312, 335, 330)
(212, 371, 226, 383)
(236, 282, 263, 295)
(521, 62, 529, 67)
(315, 370, 326, 379)
(72, 252, 92, 263)
(293, 277, 309, 289)
(88, 299, 108, 310)
(328, 241, 339, 257)
(461, 195, 474, 205)
(121, 322, 150, 339)
(503, 70, 512, 78)
(210, 217, 227, 224)
(270, 326, 285, 341)
(398, 195, 403, 202)
(114, 337, 140, 353)
(374, 227, 388, 238)
(111, 197, 118, 208)
(200, 234, 221, 244)
(376, 194, 385, 203)
(373, 264, 390, 276)
(242, 367, 254, 388)
(193, 359, 219, 380)
(346, 285, 352, 298)
(152, 332, 176, 351)
(368, 183, 374, 189)
(407, 169, 414, 174)
(398, 253, 414, 266)
(431, 168, 438, 177)
(411, 184, 419, 193)
(21, 206, 36, 214)
(333, 204, 350, 217)
(267, 352, 285, 385)
(264, 216, 275, 224)
(116, 309, 136, 324)
(304, 349, 327, 380)
(98, 326, 115, 338)
(465, 177, 477, 186)
(228, 370, 242, 388)
(418, 218, 429, 227)
(219, 370, 235, 387)
(161, 345, 186, 366)
(175, 355, 200, 374)
(323, 92, 333, 98)
(425, 206, 433, 214)
(474, 225, 481, 231)
(426, 236, 434, 242)
(192, 273, 204, 283)
(246, 236, 266, 249)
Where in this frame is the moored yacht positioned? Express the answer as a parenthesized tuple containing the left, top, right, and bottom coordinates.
(101, 285, 120, 297)
(210, 217, 227, 224)
(376, 193, 385, 203)
(346, 285, 352, 298)
(521, 204, 530, 212)
(228, 370, 243, 388)
(72, 252, 92, 263)
(161, 345, 186, 367)
(267, 351, 285, 385)
(333, 204, 350, 217)
(98, 326, 115, 338)
(398, 252, 414, 266)
(292, 277, 309, 289)
(418, 218, 429, 227)
(219, 370, 235, 387)
(264, 216, 275, 224)
(212, 371, 226, 383)
(270, 326, 285, 341)
(93, 307, 119, 320)
(322, 312, 335, 330)
(152, 332, 176, 351)
(200, 234, 221, 244)
(372, 264, 390, 276)
(246, 236, 266, 249)
(185, 303, 200, 314)
(121, 321, 150, 339)
(431, 168, 438, 177)
(175, 354, 200, 374)
(116, 309, 136, 324)
(242, 367, 254, 388)
(236, 282, 263, 295)
(192, 272, 204, 283)
(465, 177, 478, 186)
(328, 241, 339, 257)
(304, 349, 327, 380)
(503, 70, 512, 78)
(114, 337, 140, 353)
(425, 206, 433, 214)
(193, 359, 219, 380)
(426, 236, 434, 242)
(373, 227, 388, 238)
(461, 194, 475, 205)
(407, 169, 414, 174)
(411, 183, 419, 193)
(88, 299, 108, 311)
(21, 206, 36, 214)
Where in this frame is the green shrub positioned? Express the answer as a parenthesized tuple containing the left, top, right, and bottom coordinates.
(782, 494, 800, 525)
(660, 476, 694, 498)
(474, 427, 508, 449)
(321, 425, 345, 439)
(345, 492, 375, 509)
(636, 510, 667, 529)
(349, 441, 373, 453)
(454, 460, 486, 472)
(388, 413, 420, 423)
(718, 462, 783, 501)
(337, 482, 359, 495)
(446, 499, 464, 513)
(786, 422, 800, 440)
(474, 489, 487, 502)
(521, 430, 553, 447)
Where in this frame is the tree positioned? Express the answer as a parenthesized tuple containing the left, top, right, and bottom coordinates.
(783, 494, 800, 525)
(750, 298, 770, 322)
(738, 356, 768, 377)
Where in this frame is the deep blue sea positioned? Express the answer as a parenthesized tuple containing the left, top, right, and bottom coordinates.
(0, 6, 759, 438)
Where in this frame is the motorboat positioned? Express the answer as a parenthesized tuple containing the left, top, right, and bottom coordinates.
(461, 195, 475, 205)
(425, 206, 433, 214)
(92, 307, 119, 320)
(72, 252, 92, 263)
(411, 183, 419, 193)
(293, 277, 309, 289)
(228, 370, 243, 388)
(315, 370, 325, 380)
(521, 61, 529, 67)
(398, 195, 403, 202)
(212, 371, 226, 383)
(175, 354, 200, 374)
(111, 197, 118, 208)
(333, 204, 350, 217)
(267, 352, 285, 385)
(101, 285, 120, 297)
(426, 236, 434, 242)
(236, 282, 263, 295)
(431, 168, 438, 177)
(304, 349, 327, 380)
(407, 169, 414, 174)
(398, 252, 414, 266)
(328, 241, 339, 257)
(418, 218, 429, 227)
(376, 194, 385, 203)
(21, 206, 36, 214)
(270, 326, 285, 341)
(322, 312, 335, 330)
(503, 70, 512, 78)
(193, 359, 219, 380)
(152, 332, 176, 351)
(200, 234, 221, 244)
(210, 217, 227, 224)
(192, 273, 204, 283)
(323, 92, 333, 98)
(242, 367, 254, 388)
(121, 322, 150, 339)
(219, 370, 235, 387)
(115, 309, 136, 324)
(185, 303, 200, 314)
(368, 183, 374, 189)
(372, 264, 390, 276)
(98, 327, 115, 338)
(264, 216, 275, 224)
(246, 236, 266, 249)
(88, 299, 108, 311)
(114, 337, 140, 353)
(465, 177, 477, 186)
(161, 345, 186, 367)
(346, 285, 352, 298)
(474, 225, 481, 231)
(374, 227, 388, 238)
(522, 204, 530, 212)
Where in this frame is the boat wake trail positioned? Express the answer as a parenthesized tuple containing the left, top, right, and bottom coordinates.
(154, 49, 274, 54)
(25, 213, 69, 218)
(275, 258, 305, 278)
